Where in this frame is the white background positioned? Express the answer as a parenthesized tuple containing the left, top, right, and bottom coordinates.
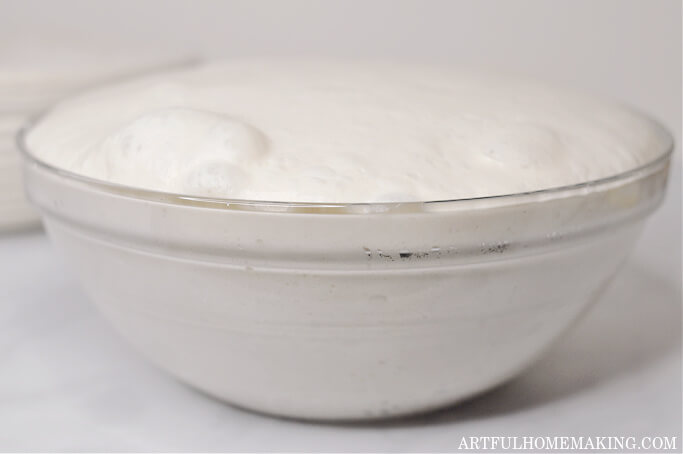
(0, 0, 681, 451)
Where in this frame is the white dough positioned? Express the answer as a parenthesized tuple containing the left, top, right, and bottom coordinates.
(26, 58, 671, 203)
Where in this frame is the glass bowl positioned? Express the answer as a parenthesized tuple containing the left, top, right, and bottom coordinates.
(18, 120, 673, 420)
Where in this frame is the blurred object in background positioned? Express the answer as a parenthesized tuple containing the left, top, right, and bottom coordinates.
(0, 28, 195, 232)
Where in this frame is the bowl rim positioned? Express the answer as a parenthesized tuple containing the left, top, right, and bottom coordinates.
(17, 114, 675, 214)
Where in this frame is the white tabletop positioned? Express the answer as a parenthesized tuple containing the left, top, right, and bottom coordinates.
(1, 161, 680, 451)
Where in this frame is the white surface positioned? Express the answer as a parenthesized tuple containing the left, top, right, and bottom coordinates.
(0, 0, 680, 451)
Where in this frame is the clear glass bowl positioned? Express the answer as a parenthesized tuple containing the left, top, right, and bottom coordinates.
(18, 121, 673, 420)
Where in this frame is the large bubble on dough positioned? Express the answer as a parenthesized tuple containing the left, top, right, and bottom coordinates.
(86, 107, 268, 194)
